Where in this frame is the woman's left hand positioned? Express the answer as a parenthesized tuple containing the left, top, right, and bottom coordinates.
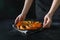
(43, 14, 52, 28)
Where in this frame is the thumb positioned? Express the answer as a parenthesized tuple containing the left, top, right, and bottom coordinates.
(15, 17, 19, 25)
(43, 18, 48, 28)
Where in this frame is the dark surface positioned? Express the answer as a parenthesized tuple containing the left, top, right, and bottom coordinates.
(0, 19, 60, 40)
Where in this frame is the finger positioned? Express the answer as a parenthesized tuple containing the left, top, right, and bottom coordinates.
(43, 19, 50, 28)
(43, 19, 46, 28)
(15, 17, 19, 25)
(43, 18, 48, 27)
(44, 20, 49, 27)
(43, 19, 51, 28)
(43, 18, 45, 27)
(47, 21, 52, 28)
(46, 23, 50, 28)
(43, 22, 49, 28)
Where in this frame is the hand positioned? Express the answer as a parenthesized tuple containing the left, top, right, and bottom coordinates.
(43, 14, 52, 28)
(15, 14, 26, 24)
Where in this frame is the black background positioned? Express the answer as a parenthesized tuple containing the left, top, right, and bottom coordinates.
(0, 0, 36, 20)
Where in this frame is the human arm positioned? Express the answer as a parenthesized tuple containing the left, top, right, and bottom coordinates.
(15, 0, 33, 24)
(43, 0, 60, 28)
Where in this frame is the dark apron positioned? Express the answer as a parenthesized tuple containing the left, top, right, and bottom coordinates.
(35, 0, 60, 22)
(35, 0, 52, 19)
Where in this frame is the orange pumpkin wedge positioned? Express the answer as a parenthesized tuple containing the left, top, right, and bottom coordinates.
(16, 21, 42, 30)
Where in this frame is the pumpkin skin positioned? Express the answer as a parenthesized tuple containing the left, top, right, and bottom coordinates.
(16, 21, 42, 30)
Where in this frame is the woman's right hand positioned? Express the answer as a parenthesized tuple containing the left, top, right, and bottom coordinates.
(15, 14, 26, 25)
(14, 0, 33, 24)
